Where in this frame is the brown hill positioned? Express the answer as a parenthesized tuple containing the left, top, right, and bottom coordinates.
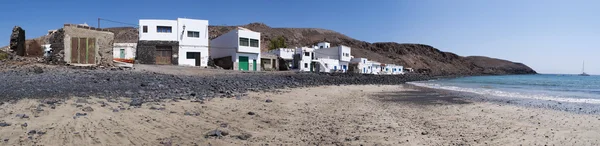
(209, 23, 536, 75)
(4, 23, 536, 75)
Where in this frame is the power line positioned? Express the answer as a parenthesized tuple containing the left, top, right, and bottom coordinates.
(98, 18, 138, 28)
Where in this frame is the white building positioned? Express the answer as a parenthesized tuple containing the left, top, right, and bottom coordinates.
(350, 58, 373, 74)
(113, 43, 137, 60)
(313, 45, 352, 72)
(210, 27, 261, 71)
(294, 47, 315, 72)
(268, 48, 295, 60)
(383, 64, 404, 75)
(138, 18, 209, 67)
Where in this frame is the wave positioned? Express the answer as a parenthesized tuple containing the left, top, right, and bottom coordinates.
(408, 82, 600, 104)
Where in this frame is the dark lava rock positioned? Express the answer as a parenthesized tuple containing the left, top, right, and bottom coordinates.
(3, 139, 8, 142)
(15, 114, 29, 119)
(421, 131, 429, 135)
(140, 83, 148, 87)
(75, 98, 89, 104)
(21, 123, 27, 127)
(112, 109, 119, 112)
(75, 113, 87, 117)
(190, 93, 196, 96)
(265, 99, 273, 103)
(130, 99, 143, 107)
(82, 106, 94, 112)
(0, 122, 11, 127)
(205, 129, 229, 138)
(184, 112, 200, 116)
(33, 66, 44, 74)
(220, 123, 228, 128)
(37, 131, 46, 135)
(28, 130, 36, 135)
(247, 112, 256, 115)
(236, 133, 252, 140)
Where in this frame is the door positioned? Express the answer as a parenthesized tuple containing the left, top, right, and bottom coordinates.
(194, 52, 201, 66)
(238, 56, 249, 71)
(119, 49, 125, 59)
(70, 37, 96, 64)
(253, 59, 257, 71)
(155, 46, 172, 65)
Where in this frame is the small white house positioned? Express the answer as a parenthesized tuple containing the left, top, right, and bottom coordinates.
(350, 58, 374, 74)
(383, 64, 404, 75)
(113, 43, 137, 60)
(138, 18, 209, 67)
(210, 27, 261, 71)
(268, 48, 295, 69)
(295, 47, 315, 72)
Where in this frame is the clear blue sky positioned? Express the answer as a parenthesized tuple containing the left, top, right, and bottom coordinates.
(1, 0, 598, 74)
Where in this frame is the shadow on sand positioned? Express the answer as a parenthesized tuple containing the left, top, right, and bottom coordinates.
(372, 86, 471, 105)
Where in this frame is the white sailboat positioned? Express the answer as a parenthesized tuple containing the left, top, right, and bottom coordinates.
(579, 61, 590, 76)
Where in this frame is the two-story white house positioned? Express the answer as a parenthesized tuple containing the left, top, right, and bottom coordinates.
(210, 27, 261, 71)
(312, 45, 352, 72)
(137, 18, 209, 67)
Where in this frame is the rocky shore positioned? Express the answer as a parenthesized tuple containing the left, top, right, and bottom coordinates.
(0, 65, 431, 104)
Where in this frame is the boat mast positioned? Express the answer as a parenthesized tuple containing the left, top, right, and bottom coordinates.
(582, 61, 585, 73)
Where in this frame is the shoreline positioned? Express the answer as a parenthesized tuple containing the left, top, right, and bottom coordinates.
(408, 80, 600, 115)
(1, 84, 599, 145)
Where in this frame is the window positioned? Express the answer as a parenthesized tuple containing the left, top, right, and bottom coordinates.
(239, 37, 249, 46)
(187, 31, 200, 38)
(250, 39, 259, 47)
(157, 26, 172, 33)
(320, 46, 324, 49)
(142, 26, 148, 33)
(304, 52, 310, 56)
(343, 65, 347, 70)
(363, 60, 366, 63)
(186, 52, 200, 59)
(304, 63, 308, 68)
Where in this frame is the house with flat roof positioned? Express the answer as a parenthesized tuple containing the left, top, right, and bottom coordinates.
(136, 18, 209, 67)
(210, 27, 261, 71)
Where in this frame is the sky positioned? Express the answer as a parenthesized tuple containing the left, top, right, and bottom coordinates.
(0, 0, 598, 74)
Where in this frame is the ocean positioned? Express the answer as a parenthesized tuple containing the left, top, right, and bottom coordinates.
(409, 74, 600, 104)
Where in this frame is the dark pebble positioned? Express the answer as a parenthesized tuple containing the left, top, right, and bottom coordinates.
(247, 112, 256, 115)
(266, 99, 273, 103)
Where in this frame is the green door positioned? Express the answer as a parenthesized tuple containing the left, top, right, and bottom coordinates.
(253, 59, 257, 71)
(239, 56, 249, 71)
(119, 49, 125, 58)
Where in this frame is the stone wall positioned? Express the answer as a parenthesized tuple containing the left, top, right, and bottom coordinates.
(136, 40, 179, 65)
(9, 26, 25, 56)
(213, 56, 233, 69)
(48, 29, 66, 65)
(62, 24, 114, 66)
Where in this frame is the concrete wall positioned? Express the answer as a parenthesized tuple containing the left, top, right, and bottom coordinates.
(139, 19, 178, 41)
(177, 18, 209, 46)
(237, 29, 261, 54)
(179, 45, 209, 66)
(113, 43, 137, 59)
(62, 25, 114, 66)
(268, 48, 295, 60)
(314, 47, 339, 60)
(210, 30, 237, 59)
(339, 45, 352, 62)
(136, 40, 179, 65)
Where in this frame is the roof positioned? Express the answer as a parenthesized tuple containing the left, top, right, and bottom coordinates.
(236, 27, 257, 32)
(261, 52, 278, 59)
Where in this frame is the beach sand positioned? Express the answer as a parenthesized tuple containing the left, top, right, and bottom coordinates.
(1, 85, 599, 145)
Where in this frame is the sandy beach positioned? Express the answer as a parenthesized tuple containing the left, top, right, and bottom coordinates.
(1, 85, 599, 145)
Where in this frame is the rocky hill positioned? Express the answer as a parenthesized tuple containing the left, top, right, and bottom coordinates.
(4, 23, 536, 75)
(209, 23, 536, 75)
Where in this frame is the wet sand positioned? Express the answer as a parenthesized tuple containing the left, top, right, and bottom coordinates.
(1, 85, 599, 145)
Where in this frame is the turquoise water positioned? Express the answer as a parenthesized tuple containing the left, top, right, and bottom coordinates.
(409, 74, 600, 104)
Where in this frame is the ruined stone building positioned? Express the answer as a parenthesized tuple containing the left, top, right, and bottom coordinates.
(48, 24, 114, 66)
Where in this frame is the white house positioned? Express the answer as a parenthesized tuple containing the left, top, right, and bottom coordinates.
(383, 64, 404, 75)
(267, 48, 295, 69)
(137, 18, 209, 67)
(210, 27, 261, 71)
(350, 58, 374, 74)
(113, 43, 137, 60)
(313, 45, 352, 72)
(294, 47, 315, 72)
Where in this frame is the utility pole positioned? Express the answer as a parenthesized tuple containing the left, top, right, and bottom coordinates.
(97, 18, 101, 28)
